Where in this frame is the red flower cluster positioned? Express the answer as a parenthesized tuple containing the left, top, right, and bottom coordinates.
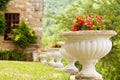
(71, 14, 104, 31)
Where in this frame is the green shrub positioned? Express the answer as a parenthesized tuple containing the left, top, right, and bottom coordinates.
(0, 14, 6, 35)
(11, 20, 38, 49)
(0, 0, 10, 10)
(0, 50, 27, 61)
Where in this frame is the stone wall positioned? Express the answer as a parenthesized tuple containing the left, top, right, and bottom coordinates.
(6, 0, 43, 27)
(6, 0, 43, 45)
(0, 0, 43, 60)
(0, 36, 15, 51)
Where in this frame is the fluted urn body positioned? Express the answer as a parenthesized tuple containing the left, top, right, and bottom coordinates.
(60, 30, 117, 80)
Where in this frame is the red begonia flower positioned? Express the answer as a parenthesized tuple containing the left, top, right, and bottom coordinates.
(71, 27, 78, 31)
(86, 21, 93, 27)
(86, 14, 92, 21)
(78, 20, 84, 26)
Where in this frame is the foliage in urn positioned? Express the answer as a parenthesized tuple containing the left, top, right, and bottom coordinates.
(51, 42, 61, 48)
(11, 20, 37, 49)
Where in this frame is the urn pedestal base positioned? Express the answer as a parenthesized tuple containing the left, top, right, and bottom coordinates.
(55, 58, 64, 68)
(47, 48, 63, 68)
(75, 60, 102, 80)
(75, 77, 102, 80)
(48, 58, 56, 67)
(38, 54, 47, 64)
(63, 60, 78, 75)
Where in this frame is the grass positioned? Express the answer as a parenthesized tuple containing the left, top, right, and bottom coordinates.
(0, 61, 70, 80)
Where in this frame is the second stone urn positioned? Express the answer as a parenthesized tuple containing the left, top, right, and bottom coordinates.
(47, 48, 63, 68)
(60, 30, 117, 80)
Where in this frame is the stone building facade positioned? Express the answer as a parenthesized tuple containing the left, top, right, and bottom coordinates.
(0, 0, 43, 60)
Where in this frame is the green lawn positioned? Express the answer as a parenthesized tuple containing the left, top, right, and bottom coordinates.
(0, 61, 70, 80)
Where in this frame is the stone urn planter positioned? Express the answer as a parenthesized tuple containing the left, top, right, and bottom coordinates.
(60, 30, 117, 80)
(47, 48, 63, 68)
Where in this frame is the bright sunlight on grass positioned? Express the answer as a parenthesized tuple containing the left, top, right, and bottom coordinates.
(0, 61, 70, 80)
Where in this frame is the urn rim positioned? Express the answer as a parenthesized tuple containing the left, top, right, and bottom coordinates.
(60, 30, 117, 37)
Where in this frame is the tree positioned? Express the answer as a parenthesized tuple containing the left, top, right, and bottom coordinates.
(42, 0, 75, 47)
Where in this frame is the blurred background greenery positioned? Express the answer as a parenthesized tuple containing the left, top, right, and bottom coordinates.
(42, 0, 120, 79)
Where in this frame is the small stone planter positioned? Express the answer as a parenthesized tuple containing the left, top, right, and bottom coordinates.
(47, 48, 63, 68)
(60, 30, 117, 80)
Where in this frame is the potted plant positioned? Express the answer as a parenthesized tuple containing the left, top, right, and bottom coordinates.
(60, 14, 117, 80)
